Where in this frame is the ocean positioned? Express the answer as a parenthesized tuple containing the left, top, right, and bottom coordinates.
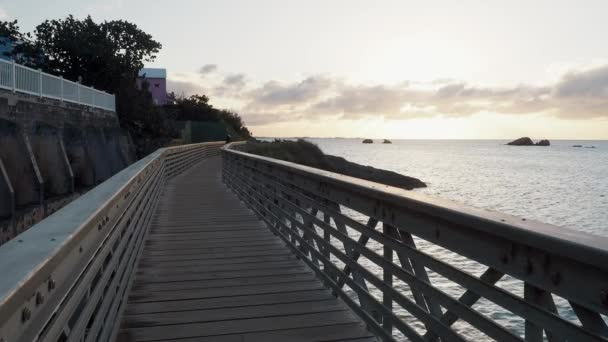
(309, 139, 608, 236)
(280, 138, 608, 340)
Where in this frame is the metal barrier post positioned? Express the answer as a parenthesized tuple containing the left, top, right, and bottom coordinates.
(60, 76, 64, 102)
(38, 69, 42, 97)
(11, 60, 15, 92)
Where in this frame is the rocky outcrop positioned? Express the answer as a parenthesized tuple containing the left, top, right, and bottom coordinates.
(242, 139, 427, 190)
(325, 155, 426, 190)
(506, 137, 534, 146)
(536, 139, 550, 146)
(362, 139, 373, 144)
(506, 137, 550, 146)
(383, 139, 392, 144)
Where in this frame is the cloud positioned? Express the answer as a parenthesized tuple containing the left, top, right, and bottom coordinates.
(248, 76, 334, 106)
(199, 64, 218, 75)
(553, 65, 608, 98)
(172, 63, 608, 126)
(224, 73, 247, 87)
(212, 73, 248, 97)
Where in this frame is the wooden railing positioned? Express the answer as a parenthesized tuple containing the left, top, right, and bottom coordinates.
(222, 142, 608, 341)
(0, 142, 222, 342)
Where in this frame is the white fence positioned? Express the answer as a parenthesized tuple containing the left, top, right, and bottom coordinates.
(0, 58, 115, 112)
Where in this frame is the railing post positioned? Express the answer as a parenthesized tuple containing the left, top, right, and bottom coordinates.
(382, 222, 393, 335)
(11, 60, 16, 92)
(77, 82, 81, 105)
(60, 76, 64, 102)
(38, 69, 43, 97)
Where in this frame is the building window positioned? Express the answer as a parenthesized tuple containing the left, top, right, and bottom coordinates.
(154, 83, 160, 88)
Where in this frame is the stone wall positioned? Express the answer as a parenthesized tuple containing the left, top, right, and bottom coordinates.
(0, 89, 135, 245)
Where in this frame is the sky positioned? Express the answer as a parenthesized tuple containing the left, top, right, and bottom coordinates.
(2, 0, 608, 139)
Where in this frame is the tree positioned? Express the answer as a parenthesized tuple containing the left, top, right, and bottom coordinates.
(0, 20, 43, 65)
(30, 15, 162, 93)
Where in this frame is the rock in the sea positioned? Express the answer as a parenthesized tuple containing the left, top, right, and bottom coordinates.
(506, 137, 534, 146)
(573, 145, 583, 147)
(383, 139, 392, 144)
(362, 139, 373, 144)
(506, 137, 550, 146)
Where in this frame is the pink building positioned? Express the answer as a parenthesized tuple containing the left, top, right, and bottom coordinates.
(137, 68, 167, 105)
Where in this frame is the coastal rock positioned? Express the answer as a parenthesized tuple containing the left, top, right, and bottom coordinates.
(362, 139, 373, 144)
(573, 145, 583, 148)
(506, 137, 550, 146)
(326, 155, 426, 190)
(506, 137, 534, 146)
(383, 139, 392, 144)
(242, 139, 427, 190)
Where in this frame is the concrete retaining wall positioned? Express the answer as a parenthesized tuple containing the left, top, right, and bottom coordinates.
(0, 89, 135, 245)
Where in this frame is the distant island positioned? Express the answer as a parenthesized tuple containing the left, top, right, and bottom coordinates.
(362, 139, 373, 144)
(242, 139, 426, 190)
(506, 137, 550, 146)
(383, 139, 392, 144)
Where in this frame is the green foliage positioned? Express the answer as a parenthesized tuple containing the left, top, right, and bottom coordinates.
(219, 109, 251, 139)
(6, 15, 161, 93)
(164, 93, 251, 139)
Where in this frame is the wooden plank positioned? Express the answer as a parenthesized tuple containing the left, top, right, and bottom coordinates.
(140, 246, 290, 260)
(124, 289, 336, 315)
(138, 254, 297, 268)
(129, 280, 325, 303)
(123, 300, 347, 328)
(134, 265, 312, 284)
(131, 272, 316, 292)
(119, 311, 362, 341)
(139, 249, 292, 262)
(135, 260, 303, 275)
(120, 322, 374, 342)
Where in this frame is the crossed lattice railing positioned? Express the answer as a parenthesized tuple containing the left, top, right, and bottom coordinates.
(222, 143, 608, 342)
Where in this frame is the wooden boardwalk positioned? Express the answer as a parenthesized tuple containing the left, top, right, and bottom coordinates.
(117, 157, 377, 342)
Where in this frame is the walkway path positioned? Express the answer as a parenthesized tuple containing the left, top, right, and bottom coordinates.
(117, 157, 377, 342)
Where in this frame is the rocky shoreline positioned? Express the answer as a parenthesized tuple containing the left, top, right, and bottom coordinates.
(241, 139, 426, 190)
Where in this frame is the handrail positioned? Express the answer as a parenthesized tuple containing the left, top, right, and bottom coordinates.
(0, 58, 116, 112)
(222, 142, 608, 341)
(0, 141, 223, 342)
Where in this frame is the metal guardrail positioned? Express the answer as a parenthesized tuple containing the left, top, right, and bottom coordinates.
(0, 142, 222, 342)
(0, 59, 115, 112)
(222, 143, 608, 341)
